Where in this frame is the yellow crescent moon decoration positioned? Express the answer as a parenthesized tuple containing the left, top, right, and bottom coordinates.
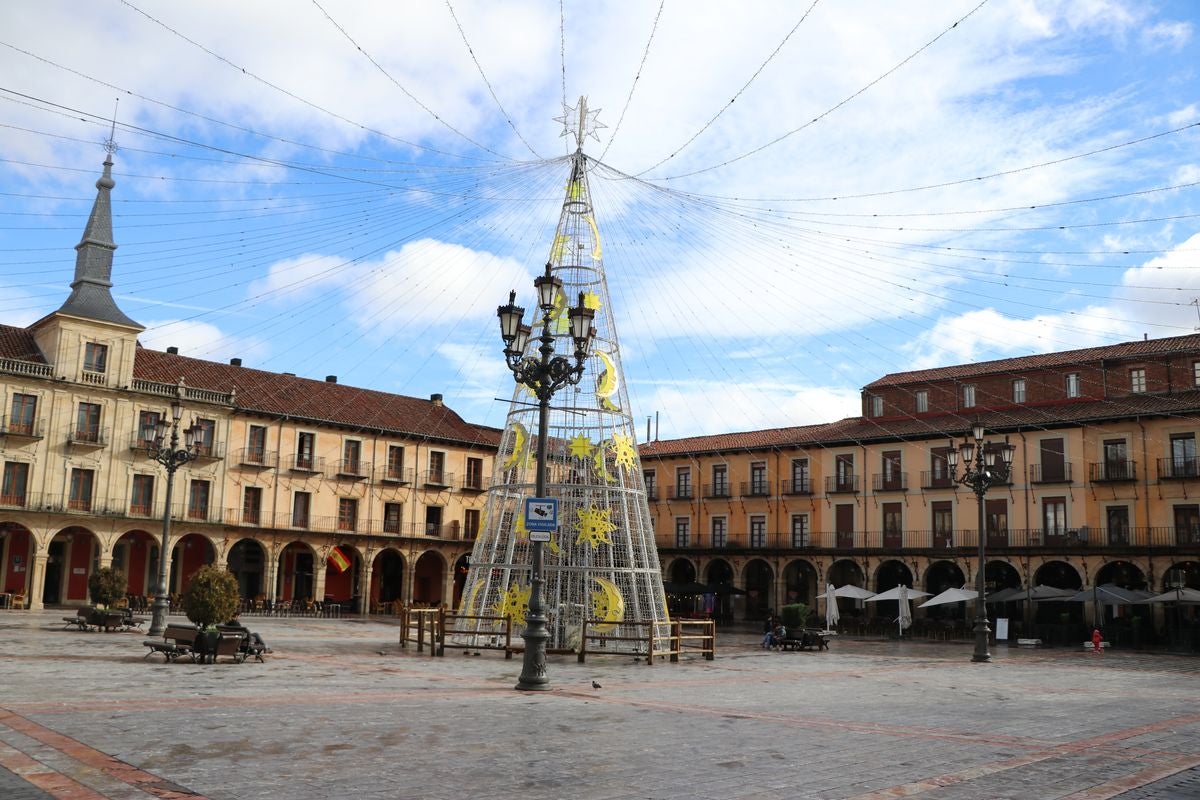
(585, 215, 603, 261)
(502, 422, 529, 470)
(591, 577, 625, 633)
(592, 442, 616, 483)
(595, 351, 619, 399)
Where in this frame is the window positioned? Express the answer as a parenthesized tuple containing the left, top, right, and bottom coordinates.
(246, 425, 267, 463)
(193, 418, 215, 457)
(292, 492, 311, 528)
(428, 451, 446, 484)
(1194, 361, 1200, 388)
(1066, 373, 1081, 398)
(296, 432, 315, 470)
(750, 461, 768, 495)
(882, 503, 902, 545)
(1171, 433, 1197, 477)
(870, 395, 883, 417)
(675, 466, 692, 499)
(1106, 506, 1130, 545)
(83, 342, 108, 373)
(986, 498, 1008, 539)
(834, 453, 855, 492)
(464, 508, 481, 539)
(962, 384, 976, 408)
(383, 502, 402, 533)
(386, 445, 405, 480)
(137, 410, 161, 449)
(130, 474, 154, 515)
(1174, 505, 1200, 545)
(465, 457, 483, 489)
(880, 450, 902, 490)
(342, 439, 361, 474)
(68, 468, 94, 511)
(338, 498, 358, 531)
(1012, 379, 1026, 404)
(425, 505, 443, 536)
(915, 390, 928, 414)
(675, 518, 691, 547)
(1038, 437, 1066, 482)
(1042, 497, 1067, 537)
(790, 458, 809, 493)
(790, 514, 809, 547)
(76, 402, 101, 442)
(1130, 368, 1146, 394)
(1103, 439, 1130, 480)
(243, 487, 262, 525)
(711, 516, 726, 547)
(710, 464, 728, 496)
(9, 393, 37, 435)
(1, 462, 29, 505)
(749, 515, 767, 547)
(643, 470, 657, 498)
(187, 480, 210, 520)
(932, 501, 953, 546)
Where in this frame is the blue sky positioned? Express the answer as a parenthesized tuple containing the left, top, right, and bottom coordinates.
(1, 0, 1199, 438)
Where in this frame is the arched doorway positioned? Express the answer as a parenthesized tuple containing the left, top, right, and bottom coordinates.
(1033, 559, 1083, 630)
(173, 533, 215, 594)
(452, 555, 469, 608)
(923, 560, 967, 620)
(664, 558, 703, 617)
(668, 558, 697, 583)
(744, 559, 772, 619)
(323, 545, 361, 611)
(872, 560, 914, 622)
(278, 542, 316, 603)
(412, 551, 445, 606)
(371, 548, 405, 612)
(705, 559, 735, 622)
(45, 526, 98, 605)
(114, 530, 155, 599)
(1094, 560, 1150, 636)
(782, 559, 818, 607)
(1162, 561, 1200, 650)
(1, 522, 34, 600)
(827, 559, 868, 622)
(227, 539, 267, 600)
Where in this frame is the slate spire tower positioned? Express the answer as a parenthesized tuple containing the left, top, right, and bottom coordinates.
(459, 98, 669, 653)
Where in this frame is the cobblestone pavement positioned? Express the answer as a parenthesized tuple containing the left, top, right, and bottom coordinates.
(1, 611, 1197, 800)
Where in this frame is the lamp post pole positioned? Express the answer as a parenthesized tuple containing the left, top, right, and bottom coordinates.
(947, 424, 1016, 663)
(498, 262, 595, 691)
(145, 384, 201, 637)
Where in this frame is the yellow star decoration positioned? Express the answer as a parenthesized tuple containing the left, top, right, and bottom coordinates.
(575, 505, 616, 549)
(548, 534, 563, 556)
(569, 434, 594, 459)
(493, 582, 531, 628)
(611, 433, 637, 470)
(582, 290, 601, 311)
(513, 510, 529, 542)
(548, 234, 571, 264)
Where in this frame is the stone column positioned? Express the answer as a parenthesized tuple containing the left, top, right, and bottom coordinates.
(28, 552, 48, 611)
(313, 562, 327, 606)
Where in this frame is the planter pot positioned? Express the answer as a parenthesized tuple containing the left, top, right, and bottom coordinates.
(195, 630, 220, 663)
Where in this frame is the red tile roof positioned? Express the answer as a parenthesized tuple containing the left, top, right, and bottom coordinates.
(864, 334, 1200, 389)
(0, 325, 46, 362)
(133, 349, 501, 448)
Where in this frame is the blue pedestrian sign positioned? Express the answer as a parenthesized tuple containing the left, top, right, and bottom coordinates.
(524, 497, 558, 540)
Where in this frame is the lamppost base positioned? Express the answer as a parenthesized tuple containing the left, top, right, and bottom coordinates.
(147, 596, 170, 638)
(971, 617, 992, 663)
(515, 614, 550, 691)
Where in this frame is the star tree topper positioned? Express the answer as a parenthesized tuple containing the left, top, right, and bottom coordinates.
(555, 95, 606, 150)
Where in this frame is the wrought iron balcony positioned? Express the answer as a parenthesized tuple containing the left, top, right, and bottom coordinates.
(421, 470, 453, 488)
(921, 470, 954, 489)
(67, 427, 108, 448)
(668, 485, 694, 500)
(872, 473, 908, 492)
(1158, 457, 1199, 480)
(703, 483, 731, 499)
(333, 459, 371, 480)
(287, 455, 324, 474)
(740, 481, 771, 499)
(235, 448, 278, 469)
(0, 416, 44, 439)
(380, 466, 414, 485)
(780, 478, 812, 495)
(1029, 463, 1072, 484)
(1089, 460, 1136, 482)
(825, 475, 859, 494)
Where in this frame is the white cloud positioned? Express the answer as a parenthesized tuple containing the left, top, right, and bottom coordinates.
(1141, 20, 1192, 51)
(137, 319, 272, 366)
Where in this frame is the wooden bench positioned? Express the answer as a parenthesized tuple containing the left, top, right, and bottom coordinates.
(778, 629, 829, 652)
(62, 607, 93, 630)
(143, 624, 200, 662)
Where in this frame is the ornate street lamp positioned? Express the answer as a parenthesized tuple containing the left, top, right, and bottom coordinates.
(145, 382, 203, 637)
(946, 424, 1016, 663)
(498, 262, 595, 691)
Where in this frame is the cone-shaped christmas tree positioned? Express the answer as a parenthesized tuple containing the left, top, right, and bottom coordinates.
(458, 98, 669, 659)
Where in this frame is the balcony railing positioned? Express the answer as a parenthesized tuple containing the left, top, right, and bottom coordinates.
(1089, 460, 1137, 482)
(333, 459, 371, 480)
(668, 485, 694, 500)
(0, 356, 52, 378)
(658, 526, 1200, 550)
(780, 478, 812, 495)
(67, 427, 108, 448)
(703, 483, 731, 499)
(0, 416, 44, 439)
(872, 473, 908, 492)
(235, 448, 278, 469)
(645, 487, 659, 501)
(287, 455, 324, 474)
(192, 440, 225, 461)
(740, 481, 771, 498)
(921, 470, 954, 489)
(421, 470, 453, 488)
(1158, 457, 1199, 480)
(81, 369, 107, 386)
(380, 467, 414, 485)
(460, 475, 487, 493)
(415, 521, 464, 539)
(1029, 463, 1072, 484)
(825, 475, 859, 494)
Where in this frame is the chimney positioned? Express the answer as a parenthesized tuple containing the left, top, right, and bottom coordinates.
(166, 346, 178, 355)
(325, 375, 337, 383)
(430, 393, 443, 406)
(282, 372, 296, 377)
(230, 358, 242, 367)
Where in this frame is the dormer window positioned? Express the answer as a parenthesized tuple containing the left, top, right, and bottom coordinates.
(870, 395, 883, 417)
(1130, 368, 1146, 394)
(1012, 379, 1026, 404)
(962, 384, 976, 408)
(1066, 373, 1081, 398)
(915, 390, 928, 413)
(84, 342, 108, 374)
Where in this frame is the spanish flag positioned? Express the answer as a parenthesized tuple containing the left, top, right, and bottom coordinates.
(327, 546, 350, 573)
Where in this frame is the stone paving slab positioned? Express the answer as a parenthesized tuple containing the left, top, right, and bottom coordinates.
(1, 611, 1197, 799)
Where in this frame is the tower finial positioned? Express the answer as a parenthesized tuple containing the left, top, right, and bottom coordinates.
(554, 95, 606, 152)
(103, 97, 119, 157)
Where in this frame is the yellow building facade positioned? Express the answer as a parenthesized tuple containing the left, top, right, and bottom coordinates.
(0, 156, 499, 613)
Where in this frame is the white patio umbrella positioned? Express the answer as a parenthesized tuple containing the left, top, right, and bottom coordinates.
(1028, 584, 1078, 600)
(986, 586, 1026, 603)
(917, 587, 979, 608)
(823, 583, 840, 631)
(832, 584, 877, 600)
(864, 585, 932, 603)
(1139, 587, 1200, 604)
(897, 585, 913, 635)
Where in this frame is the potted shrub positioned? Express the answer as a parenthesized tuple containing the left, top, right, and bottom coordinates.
(780, 602, 811, 632)
(87, 567, 127, 630)
(182, 565, 240, 662)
